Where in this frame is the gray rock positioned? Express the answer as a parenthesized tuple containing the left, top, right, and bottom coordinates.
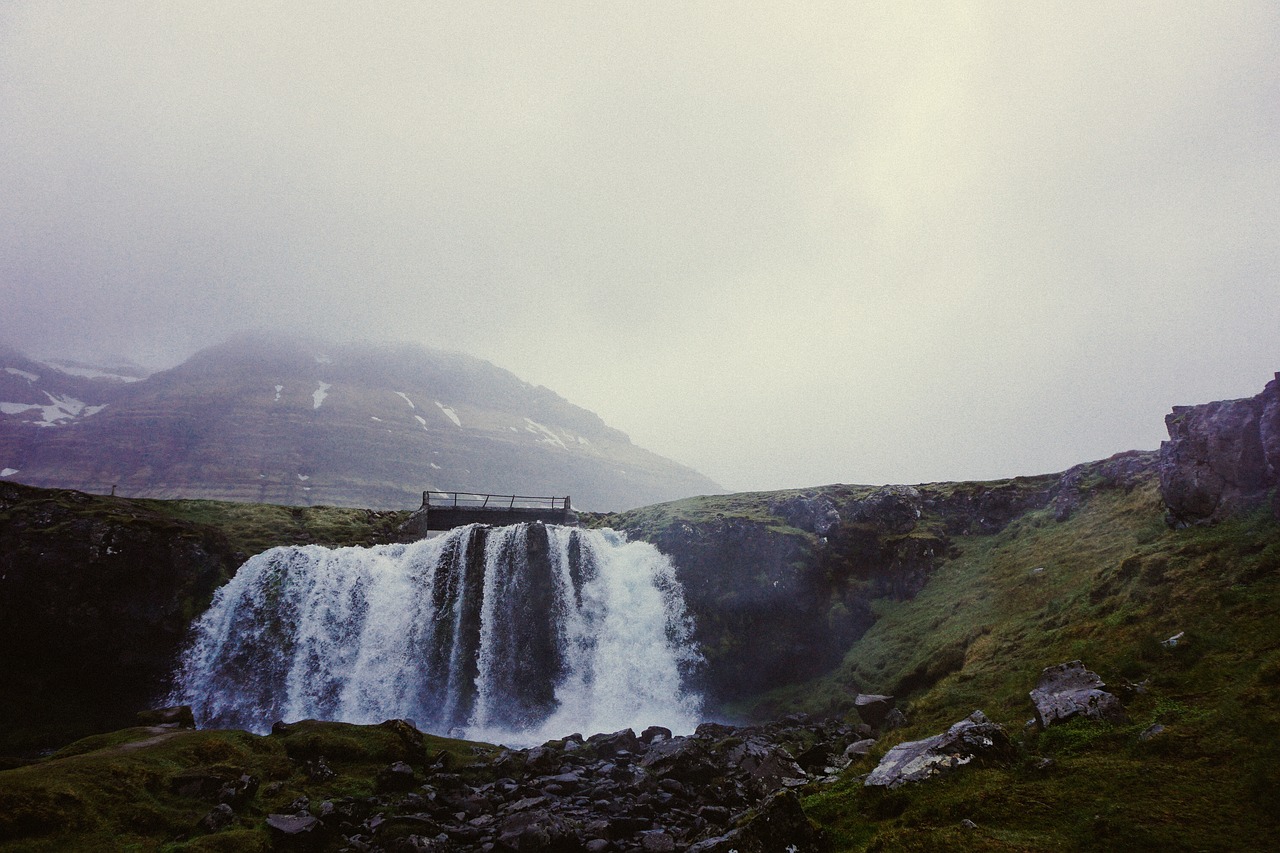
(265, 813, 320, 836)
(199, 803, 235, 833)
(375, 760, 417, 793)
(843, 738, 877, 759)
(865, 710, 1012, 788)
(1029, 661, 1126, 727)
(723, 737, 808, 798)
(853, 694, 895, 728)
(769, 494, 842, 536)
(1159, 373, 1280, 524)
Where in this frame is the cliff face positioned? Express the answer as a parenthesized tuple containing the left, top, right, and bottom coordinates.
(1158, 373, 1280, 525)
(0, 482, 241, 752)
(603, 456, 1155, 709)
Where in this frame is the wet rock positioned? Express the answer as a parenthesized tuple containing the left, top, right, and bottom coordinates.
(865, 710, 1012, 789)
(588, 728, 642, 759)
(638, 737, 718, 785)
(640, 725, 673, 744)
(723, 738, 807, 798)
(1029, 661, 1127, 727)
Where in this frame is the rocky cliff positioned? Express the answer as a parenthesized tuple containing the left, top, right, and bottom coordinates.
(601, 453, 1155, 709)
(0, 482, 240, 753)
(1158, 372, 1280, 525)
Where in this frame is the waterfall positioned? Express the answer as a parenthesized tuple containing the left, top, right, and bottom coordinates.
(170, 523, 702, 745)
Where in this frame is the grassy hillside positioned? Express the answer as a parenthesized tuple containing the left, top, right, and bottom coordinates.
(787, 478, 1280, 850)
(136, 497, 411, 557)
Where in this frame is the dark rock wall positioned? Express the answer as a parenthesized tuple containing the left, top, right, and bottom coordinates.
(1159, 373, 1280, 525)
(0, 482, 239, 753)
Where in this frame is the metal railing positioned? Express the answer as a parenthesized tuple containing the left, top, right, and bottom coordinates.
(421, 492, 571, 511)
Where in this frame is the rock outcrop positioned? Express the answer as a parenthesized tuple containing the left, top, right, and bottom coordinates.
(864, 710, 1012, 789)
(0, 482, 239, 752)
(1029, 661, 1126, 727)
(247, 717, 835, 853)
(1159, 373, 1280, 525)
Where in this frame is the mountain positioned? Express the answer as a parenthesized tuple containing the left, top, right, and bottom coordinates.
(1, 375, 1278, 850)
(0, 333, 720, 511)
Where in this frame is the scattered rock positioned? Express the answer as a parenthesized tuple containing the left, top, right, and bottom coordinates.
(961, 818, 979, 830)
(265, 812, 321, 836)
(375, 761, 417, 793)
(843, 739, 877, 759)
(1161, 631, 1185, 649)
(1029, 661, 1127, 727)
(881, 708, 908, 731)
(1139, 724, 1166, 742)
(865, 710, 1012, 789)
(199, 802, 236, 833)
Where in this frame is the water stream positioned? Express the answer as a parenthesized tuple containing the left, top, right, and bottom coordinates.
(170, 523, 702, 745)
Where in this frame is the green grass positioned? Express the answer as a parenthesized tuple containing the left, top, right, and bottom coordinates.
(0, 721, 498, 852)
(135, 498, 412, 556)
(784, 480, 1280, 850)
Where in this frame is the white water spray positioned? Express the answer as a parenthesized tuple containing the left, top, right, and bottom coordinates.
(171, 524, 702, 745)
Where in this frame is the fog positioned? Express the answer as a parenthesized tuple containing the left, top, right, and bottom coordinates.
(2, 2, 1277, 491)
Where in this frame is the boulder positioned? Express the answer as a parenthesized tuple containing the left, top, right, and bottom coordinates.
(723, 737, 808, 798)
(1029, 661, 1126, 727)
(1159, 373, 1280, 524)
(198, 803, 236, 833)
(843, 739, 877, 759)
(769, 494, 842, 536)
(865, 710, 1012, 788)
(853, 694, 895, 728)
(638, 736, 719, 785)
(375, 761, 417, 793)
(686, 790, 825, 853)
(265, 813, 321, 837)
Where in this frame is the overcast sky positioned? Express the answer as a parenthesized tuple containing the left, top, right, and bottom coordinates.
(2, 2, 1277, 492)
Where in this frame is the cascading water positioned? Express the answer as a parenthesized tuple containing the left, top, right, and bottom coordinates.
(170, 523, 702, 745)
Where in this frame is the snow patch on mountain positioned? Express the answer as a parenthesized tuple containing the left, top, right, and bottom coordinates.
(524, 418, 568, 449)
(274, 385, 283, 402)
(0, 393, 103, 427)
(4, 367, 38, 382)
(435, 401, 462, 427)
(395, 392, 415, 409)
(313, 382, 331, 409)
(0, 468, 18, 477)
